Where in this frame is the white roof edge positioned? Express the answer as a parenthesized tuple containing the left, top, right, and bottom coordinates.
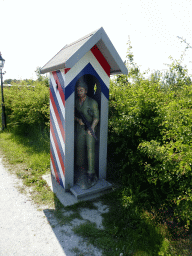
(40, 44, 68, 74)
(40, 29, 100, 74)
(40, 27, 128, 75)
(65, 28, 103, 68)
(40, 63, 66, 74)
(100, 27, 128, 75)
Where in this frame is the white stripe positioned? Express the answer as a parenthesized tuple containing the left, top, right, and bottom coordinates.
(89, 51, 110, 88)
(50, 73, 66, 117)
(50, 132, 65, 186)
(60, 70, 66, 87)
(50, 101, 65, 155)
(65, 50, 109, 89)
(65, 54, 89, 86)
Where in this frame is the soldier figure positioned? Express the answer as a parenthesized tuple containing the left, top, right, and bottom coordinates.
(75, 78, 99, 189)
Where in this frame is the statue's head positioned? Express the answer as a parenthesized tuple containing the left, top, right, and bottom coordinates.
(76, 77, 88, 98)
(76, 77, 88, 99)
(76, 77, 88, 91)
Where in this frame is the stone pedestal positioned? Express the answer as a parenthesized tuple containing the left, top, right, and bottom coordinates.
(43, 174, 112, 206)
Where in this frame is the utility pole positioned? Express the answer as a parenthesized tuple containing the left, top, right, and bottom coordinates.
(0, 52, 6, 130)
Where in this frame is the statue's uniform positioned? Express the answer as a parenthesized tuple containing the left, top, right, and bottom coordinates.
(75, 96, 99, 174)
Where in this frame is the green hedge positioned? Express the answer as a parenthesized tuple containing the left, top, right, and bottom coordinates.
(4, 82, 49, 134)
(108, 76, 192, 225)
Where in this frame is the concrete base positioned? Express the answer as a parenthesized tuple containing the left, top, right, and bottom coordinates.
(42, 173, 112, 207)
(70, 179, 112, 199)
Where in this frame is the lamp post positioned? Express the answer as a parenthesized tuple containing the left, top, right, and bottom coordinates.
(0, 52, 6, 130)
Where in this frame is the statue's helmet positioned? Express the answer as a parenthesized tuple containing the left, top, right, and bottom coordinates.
(76, 77, 88, 91)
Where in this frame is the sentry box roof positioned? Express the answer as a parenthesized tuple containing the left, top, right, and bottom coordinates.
(40, 27, 128, 75)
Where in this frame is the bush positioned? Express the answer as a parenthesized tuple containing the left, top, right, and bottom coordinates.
(108, 79, 165, 186)
(108, 60, 192, 226)
(4, 82, 49, 134)
(138, 84, 192, 223)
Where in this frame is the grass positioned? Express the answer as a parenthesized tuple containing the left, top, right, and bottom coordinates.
(70, 247, 85, 256)
(72, 192, 164, 256)
(0, 128, 54, 208)
(0, 128, 192, 255)
(71, 190, 192, 255)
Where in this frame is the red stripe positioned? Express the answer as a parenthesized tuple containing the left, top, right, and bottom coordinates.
(64, 68, 71, 74)
(50, 150, 60, 184)
(50, 121, 65, 176)
(50, 89, 65, 143)
(52, 71, 65, 107)
(91, 45, 110, 77)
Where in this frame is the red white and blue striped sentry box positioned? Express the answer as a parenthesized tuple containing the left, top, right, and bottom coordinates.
(41, 27, 128, 194)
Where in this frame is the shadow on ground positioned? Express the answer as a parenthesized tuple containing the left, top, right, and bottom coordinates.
(43, 193, 103, 256)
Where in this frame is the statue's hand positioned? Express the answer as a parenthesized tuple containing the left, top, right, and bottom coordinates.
(88, 126, 94, 136)
(79, 119, 85, 125)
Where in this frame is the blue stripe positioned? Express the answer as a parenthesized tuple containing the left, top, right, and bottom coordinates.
(50, 140, 64, 188)
(50, 79, 65, 130)
(65, 63, 109, 101)
(50, 110, 65, 165)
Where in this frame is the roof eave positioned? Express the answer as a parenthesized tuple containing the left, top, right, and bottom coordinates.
(110, 70, 125, 75)
(100, 28, 128, 75)
(40, 63, 66, 74)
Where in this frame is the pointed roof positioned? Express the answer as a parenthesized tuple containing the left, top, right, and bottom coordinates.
(40, 27, 128, 75)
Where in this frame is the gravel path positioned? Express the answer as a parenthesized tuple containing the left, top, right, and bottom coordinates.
(0, 157, 106, 256)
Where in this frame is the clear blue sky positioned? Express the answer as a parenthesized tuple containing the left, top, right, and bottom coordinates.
(1, 0, 192, 80)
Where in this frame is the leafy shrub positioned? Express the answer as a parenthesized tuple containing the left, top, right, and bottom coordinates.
(138, 84, 192, 223)
(108, 59, 192, 226)
(4, 82, 49, 134)
(108, 79, 166, 186)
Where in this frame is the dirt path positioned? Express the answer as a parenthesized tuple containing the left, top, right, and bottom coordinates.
(0, 156, 105, 256)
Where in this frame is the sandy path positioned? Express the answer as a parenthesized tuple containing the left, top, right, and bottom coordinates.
(0, 157, 104, 256)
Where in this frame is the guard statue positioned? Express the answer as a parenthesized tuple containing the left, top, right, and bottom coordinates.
(74, 77, 99, 189)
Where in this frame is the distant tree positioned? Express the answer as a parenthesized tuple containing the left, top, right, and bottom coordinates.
(148, 36, 192, 88)
(4, 79, 13, 84)
(160, 37, 192, 88)
(4, 79, 23, 85)
(35, 67, 49, 87)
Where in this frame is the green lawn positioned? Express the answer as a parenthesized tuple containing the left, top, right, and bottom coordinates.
(0, 129, 192, 255)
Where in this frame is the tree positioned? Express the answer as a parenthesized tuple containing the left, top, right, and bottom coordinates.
(35, 67, 49, 87)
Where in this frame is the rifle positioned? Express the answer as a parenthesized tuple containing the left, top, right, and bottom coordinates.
(75, 107, 98, 141)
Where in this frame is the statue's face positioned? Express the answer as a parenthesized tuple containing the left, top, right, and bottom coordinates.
(77, 86, 87, 99)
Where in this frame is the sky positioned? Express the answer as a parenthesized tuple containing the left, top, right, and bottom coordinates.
(1, 0, 192, 81)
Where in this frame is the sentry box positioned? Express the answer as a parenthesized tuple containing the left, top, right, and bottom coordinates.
(41, 27, 128, 200)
